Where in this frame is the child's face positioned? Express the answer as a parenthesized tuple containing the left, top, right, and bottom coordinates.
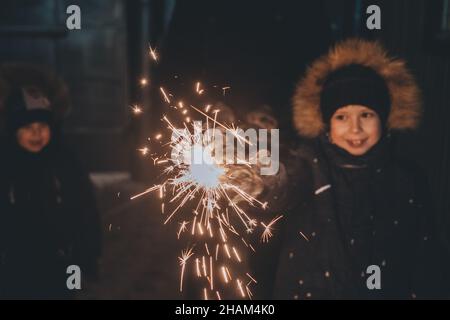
(16, 122, 51, 153)
(330, 105, 382, 156)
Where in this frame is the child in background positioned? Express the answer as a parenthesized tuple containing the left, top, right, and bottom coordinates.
(0, 63, 101, 299)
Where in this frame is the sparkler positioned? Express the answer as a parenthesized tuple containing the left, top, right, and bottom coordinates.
(130, 45, 283, 300)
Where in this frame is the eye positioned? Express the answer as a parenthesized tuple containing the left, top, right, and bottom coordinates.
(334, 114, 347, 121)
(361, 112, 375, 118)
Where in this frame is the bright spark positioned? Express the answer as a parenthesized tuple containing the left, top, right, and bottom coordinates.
(130, 104, 143, 115)
(178, 247, 194, 292)
(140, 78, 149, 87)
(138, 147, 149, 156)
(222, 86, 230, 96)
(160, 87, 171, 103)
(177, 221, 189, 239)
(261, 215, 284, 243)
(149, 44, 158, 61)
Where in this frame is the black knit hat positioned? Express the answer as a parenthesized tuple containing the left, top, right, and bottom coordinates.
(320, 64, 391, 125)
(5, 87, 54, 133)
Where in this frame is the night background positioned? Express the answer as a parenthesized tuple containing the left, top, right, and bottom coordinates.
(0, 0, 449, 299)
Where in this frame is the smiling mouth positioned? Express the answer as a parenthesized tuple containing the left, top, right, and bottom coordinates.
(29, 141, 43, 148)
(346, 138, 368, 148)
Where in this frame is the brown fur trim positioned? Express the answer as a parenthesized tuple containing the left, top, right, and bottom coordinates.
(293, 38, 422, 138)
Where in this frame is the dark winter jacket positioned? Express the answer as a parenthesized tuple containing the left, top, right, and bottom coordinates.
(0, 141, 101, 299)
(256, 136, 447, 299)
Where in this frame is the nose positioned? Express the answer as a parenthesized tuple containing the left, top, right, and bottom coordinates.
(31, 125, 42, 136)
(350, 116, 362, 133)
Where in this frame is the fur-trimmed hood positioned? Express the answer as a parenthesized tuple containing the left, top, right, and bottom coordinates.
(293, 38, 422, 138)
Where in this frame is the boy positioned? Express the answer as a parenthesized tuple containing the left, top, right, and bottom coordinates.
(264, 39, 447, 299)
(0, 63, 101, 299)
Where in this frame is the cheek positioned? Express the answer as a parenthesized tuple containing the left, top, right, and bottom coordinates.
(42, 129, 51, 143)
(17, 131, 30, 144)
(363, 120, 382, 141)
(329, 122, 347, 141)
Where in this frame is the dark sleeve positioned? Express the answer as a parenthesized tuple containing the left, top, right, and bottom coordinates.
(68, 156, 102, 280)
(409, 166, 450, 298)
(0, 168, 7, 256)
(0, 155, 12, 258)
(248, 151, 313, 299)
